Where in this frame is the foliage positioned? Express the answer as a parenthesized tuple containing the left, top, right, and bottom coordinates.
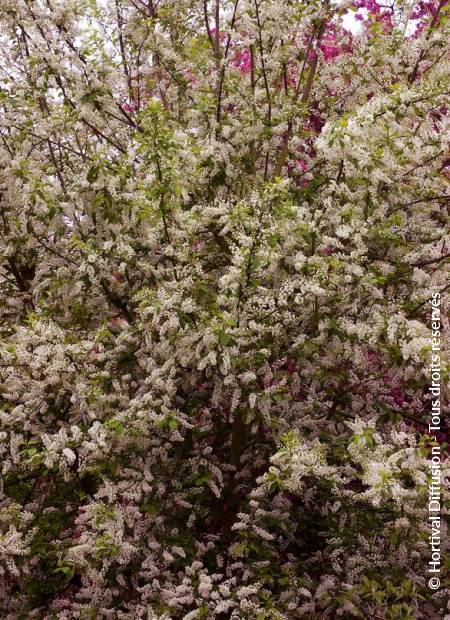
(0, 0, 449, 618)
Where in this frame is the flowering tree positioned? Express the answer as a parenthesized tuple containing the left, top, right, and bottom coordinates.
(0, 0, 449, 617)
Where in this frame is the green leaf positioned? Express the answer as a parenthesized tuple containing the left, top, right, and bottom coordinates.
(87, 165, 99, 183)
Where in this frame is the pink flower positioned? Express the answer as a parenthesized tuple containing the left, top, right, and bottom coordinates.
(321, 44, 340, 60)
(354, 0, 382, 13)
(192, 239, 205, 252)
(286, 70, 297, 89)
(231, 48, 251, 73)
(390, 387, 406, 407)
(319, 28, 342, 61)
(121, 102, 136, 113)
(306, 112, 325, 133)
(296, 159, 308, 173)
(411, 0, 442, 20)
(353, 0, 395, 30)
